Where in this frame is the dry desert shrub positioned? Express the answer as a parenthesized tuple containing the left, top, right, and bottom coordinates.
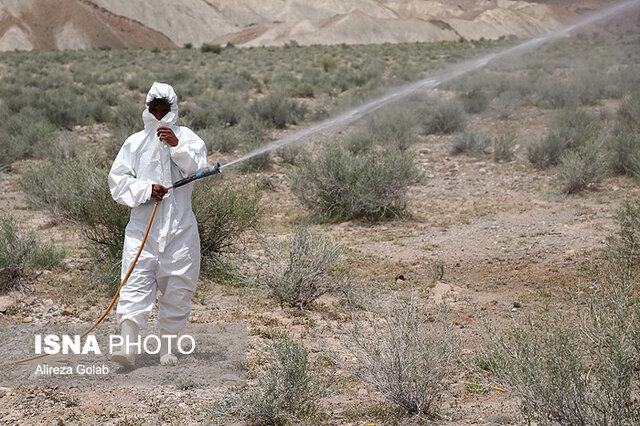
(289, 142, 420, 221)
(0, 214, 65, 291)
(482, 202, 640, 424)
(209, 338, 327, 424)
(556, 140, 605, 194)
(527, 108, 600, 169)
(450, 132, 491, 157)
(251, 227, 349, 309)
(340, 299, 457, 416)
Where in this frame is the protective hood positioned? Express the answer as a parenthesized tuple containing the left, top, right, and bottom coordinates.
(143, 82, 179, 131)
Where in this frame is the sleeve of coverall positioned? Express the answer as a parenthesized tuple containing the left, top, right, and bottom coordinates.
(169, 129, 208, 177)
(108, 141, 153, 208)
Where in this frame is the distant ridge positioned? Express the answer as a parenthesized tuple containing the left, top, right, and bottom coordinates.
(0, 0, 637, 51)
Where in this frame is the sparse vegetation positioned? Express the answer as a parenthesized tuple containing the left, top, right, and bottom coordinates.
(457, 87, 489, 114)
(18, 154, 129, 289)
(608, 93, 640, 177)
(250, 92, 307, 129)
(450, 132, 491, 157)
(483, 258, 640, 425)
(556, 141, 605, 194)
(420, 99, 467, 135)
(341, 299, 456, 416)
(0, 214, 65, 291)
(527, 109, 600, 169)
(492, 134, 516, 162)
(193, 181, 262, 274)
(210, 338, 327, 424)
(608, 196, 640, 265)
(253, 227, 349, 309)
(289, 142, 421, 221)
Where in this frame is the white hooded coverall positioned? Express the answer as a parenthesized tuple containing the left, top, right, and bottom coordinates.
(108, 82, 208, 333)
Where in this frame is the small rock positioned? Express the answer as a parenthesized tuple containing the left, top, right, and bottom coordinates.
(395, 274, 406, 282)
(513, 302, 522, 308)
(222, 381, 237, 390)
(0, 386, 11, 398)
(61, 309, 73, 316)
(511, 308, 518, 312)
(178, 403, 188, 409)
(357, 388, 368, 396)
(23, 316, 33, 323)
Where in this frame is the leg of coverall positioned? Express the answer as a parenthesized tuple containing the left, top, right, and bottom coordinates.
(155, 227, 200, 364)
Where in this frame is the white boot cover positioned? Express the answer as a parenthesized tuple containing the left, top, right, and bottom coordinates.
(159, 329, 178, 366)
(111, 319, 139, 366)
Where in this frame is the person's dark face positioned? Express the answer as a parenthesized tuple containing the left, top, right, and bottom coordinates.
(149, 103, 171, 120)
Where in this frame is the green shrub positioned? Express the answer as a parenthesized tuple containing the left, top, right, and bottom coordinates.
(527, 109, 599, 169)
(250, 92, 307, 129)
(556, 141, 605, 194)
(292, 82, 315, 98)
(491, 90, 522, 119)
(236, 125, 271, 173)
(32, 241, 66, 269)
(253, 227, 349, 309)
(0, 214, 64, 291)
(457, 87, 489, 114)
(201, 43, 222, 54)
(450, 132, 491, 157)
(192, 181, 262, 274)
(198, 126, 242, 153)
(276, 144, 304, 165)
(420, 100, 467, 135)
(42, 89, 90, 130)
(343, 129, 375, 154)
(213, 94, 247, 127)
(367, 106, 418, 151)
(608, 94, 640, 176)
(608, 196, 640, 265)
(186, 94, 246, 129)
(0, 107, 58, 170)
(210, 338, 327, 424)
(483, 258, 640, 425)
(492, 134, 517, 162)
(19, 155, 130, 290)
(341, 299, 456, 416)
(33, 132, 85, 162)
(0, 215, 37, 290)
(289, 143, 421, 221)
(321, 54, 337, 72)
(110, 98, 143, 134)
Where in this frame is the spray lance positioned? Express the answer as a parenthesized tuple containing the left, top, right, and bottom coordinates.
(0, 162, 223, 367)
(167, 162, 222, 190)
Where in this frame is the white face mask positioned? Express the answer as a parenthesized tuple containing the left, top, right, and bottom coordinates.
(142, 107, 177, 132)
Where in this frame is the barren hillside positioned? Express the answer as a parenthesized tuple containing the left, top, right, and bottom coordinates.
(0, 0, 174, 50)
(3, 0, 635, 51)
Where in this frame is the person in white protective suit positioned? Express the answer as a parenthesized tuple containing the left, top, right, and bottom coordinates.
(108, 82, 208, 366)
